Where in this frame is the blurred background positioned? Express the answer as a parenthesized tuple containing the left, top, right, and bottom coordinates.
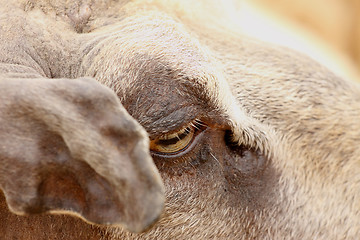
(238, 0, 360, 82)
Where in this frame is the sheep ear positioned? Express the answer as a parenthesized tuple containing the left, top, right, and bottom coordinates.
(0, 78, 164, 233)
(1, 125, 164, 233)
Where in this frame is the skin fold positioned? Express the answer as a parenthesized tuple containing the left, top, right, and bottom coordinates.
(0, 0, 359, 239)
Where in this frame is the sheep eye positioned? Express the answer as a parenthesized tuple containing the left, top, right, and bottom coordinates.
(150, 121, 204, 155)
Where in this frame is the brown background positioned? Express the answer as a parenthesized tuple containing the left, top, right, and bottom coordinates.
(245, 0, 360, 82)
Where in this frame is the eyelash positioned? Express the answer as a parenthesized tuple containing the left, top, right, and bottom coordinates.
(150, 119, 208, 168)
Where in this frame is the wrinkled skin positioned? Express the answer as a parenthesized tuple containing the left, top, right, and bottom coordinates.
(0, 0, 360, 239)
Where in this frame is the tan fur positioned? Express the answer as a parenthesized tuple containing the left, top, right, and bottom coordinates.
(0, 0, 359, 239)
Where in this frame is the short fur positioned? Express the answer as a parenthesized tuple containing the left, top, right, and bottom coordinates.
(0, 0, 359, 239)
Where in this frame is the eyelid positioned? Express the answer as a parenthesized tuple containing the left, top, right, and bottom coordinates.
(144, 106, 199, 137)
(157, 125, 192, 141)
(150, 118, 206, 140)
